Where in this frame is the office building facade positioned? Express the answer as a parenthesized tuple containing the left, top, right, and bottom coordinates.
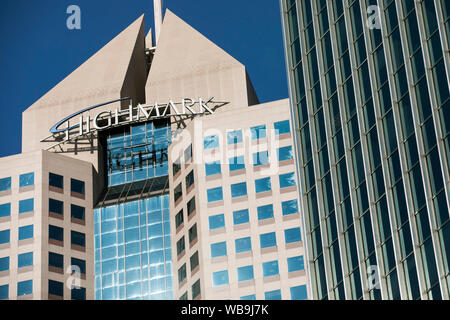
(281, 0, 449, 299)
(0, 7, 307, 300)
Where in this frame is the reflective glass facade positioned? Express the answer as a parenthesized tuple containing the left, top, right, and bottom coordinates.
(281, 0, 450, 299)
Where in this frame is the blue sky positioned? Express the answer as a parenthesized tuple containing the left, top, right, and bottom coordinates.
(0, 0, 288, 158)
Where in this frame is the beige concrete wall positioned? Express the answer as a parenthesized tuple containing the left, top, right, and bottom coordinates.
(168, 99, 307, 300)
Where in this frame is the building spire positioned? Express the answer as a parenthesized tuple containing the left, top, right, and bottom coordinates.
(153, 0, 163, 45)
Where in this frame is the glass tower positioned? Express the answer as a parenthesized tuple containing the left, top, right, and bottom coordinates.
(281, 0, 449, 299)
(94, 120, 173, 299)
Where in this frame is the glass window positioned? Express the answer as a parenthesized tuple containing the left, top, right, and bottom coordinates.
(190, 251, 199, 271)
(255, 177, 271, 193)
(179, 292, 188, 300)
(240, 294, 256, 300)
(282, 199, 299, 216)
(209, 214, 225, 230)
(211, 241, 227, 258)
(49, 225, 63, 242)
(253, 151, 269, 166)
(212, 270, 229, 287)
(177, 236, 185, 255)
(71, 204, 85, 221)
(184, 144, 193, 162)
(49, 252, 63, 269)
(192, 279, 201, 298)
(227, 130, 243, 144)
(72, 287, 86, 300)
(174, 183, 182, 203)
(0, 284, 8, 300)
(229, 155, 245, 171)
(49, 173, 63, 189)
(237, 265, 254, 282)
(71, 257, 86, 274)
(290, 285, 307, 300)
(173, 157, 181, 176)
(19, 172, 34, 188)
(207, 187, 223, 203)
(188, 224, 197, 243)
(19, 199, 34, 214)
(0, 203, 10, 218)
(251, 125, 267, 140)
(262, 260, 279, 277)
(274, 120, 290, 135)
(18, 252, 33, 268)
(233, 209, 249, 225)
(278, 146, 294, 161)
(49, 280, 63, 297)
(178, 264, 187, 284)
(71, 178, 85, 195)
(260, 232, 277, 248)
(0, 177, 11, 192)
(187, 197, 196, 216)
(231, 182, 247, 198)
(279, 172, 296, 188)
(185, 170, 195, 189)
(285, 227, 301, 243)
(49, 199, 63, 215)
(235, 236, 252, 253)
(205, 161, 221, 176)
(265, 289, 282, 300)
(175, 209, 184, 228)
(0, 256, 9, 271)
(0, 230, 10, 244)
(19, 225, 33, 240)
(71, 231, 85, 247)
(257, 204, 274, 220)
(17, 280, 32, 296)
(204, 135, 219, 150)
(287, 255, 304, 272)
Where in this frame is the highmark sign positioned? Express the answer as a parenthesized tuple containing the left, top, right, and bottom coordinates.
(48, 97, 227, 142)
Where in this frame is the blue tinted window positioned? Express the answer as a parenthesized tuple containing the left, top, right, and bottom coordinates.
(274, 120, 290, 135)
(233, 209, 249, 225)
(204, 135, 219, 150)
(229, 156, 245, 171)
(207, 187, 223, 203)
(19, 199, 34, 214)
(290, 285, 307, 300)
(0, 177, 11, 192)
(18, 252, 33, 268)
(257, 204, 274, 220)
(227, 130, 243, 144)
(71, 178, 85, 195)
(287, 255, 304, 272)
(253, 151, 269, 166)
(72, 287, 86, 300)
(211, 241, 227, 258)
(49, 198, 63, 215)
(285, 227, 301, 243)
(49, 280, 63, 297)
(262, 260, 279, 277)
(260, 232, 276, 248)
(0, 230, 10, 244)
(205, 161, 221, 176)
(212, 270, 229, 287)
(237, 265, 254, 282)
(278, 146, 293, 161)
(251, 125, 266, 140)
(282, 199, 299, 216)
(71, 231, 86, 247)
(209, 214, 225, 230)
(240, 294, 256, 300)
(0, 203, 11, 218)
(0, 256, 9, 271)
(0, 284, 8, 299)
(49, 173, 63, 189)
(49, 252, 63, 269)
(19, 172, 34, 188)
(184, 144, 193, 162)
(279, 172, 296, 188)
(255, 177, 271, 193)
(265, 289, 282, 300)
(49, 225, 63, 242)
(235, 237, 252, 253)
(71, 257, 86, 274)
(71, 204, 85, 221)
(19, 225, 33, 240)
(17, 280, 33, 296)
(231, 182, 247, 198)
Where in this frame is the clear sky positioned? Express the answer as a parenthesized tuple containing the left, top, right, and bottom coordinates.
(0, 0, 288, 158)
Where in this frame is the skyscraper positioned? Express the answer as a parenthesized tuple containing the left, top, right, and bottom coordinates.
(280, 0, 449, 299)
